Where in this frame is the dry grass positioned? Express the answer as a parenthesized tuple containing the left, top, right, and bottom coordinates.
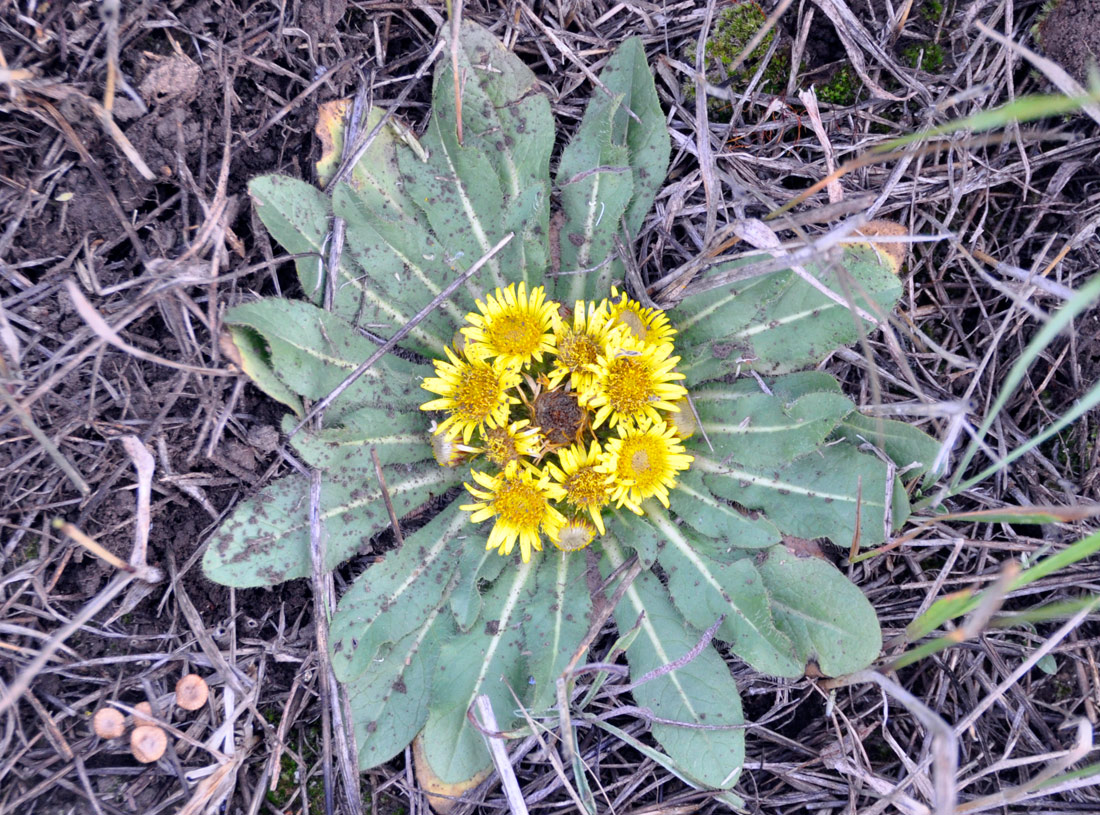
(1, 0, 1099, 813)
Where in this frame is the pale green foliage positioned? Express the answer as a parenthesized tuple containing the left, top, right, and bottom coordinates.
(203, 21, 934, 792)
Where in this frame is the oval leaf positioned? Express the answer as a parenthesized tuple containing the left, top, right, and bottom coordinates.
(701, 443, 910, 548)
(646, 506, 802, 677)
(674, 245, 902, 383)
(605, 537, 745, 790)
(523, 551, 593, 714)
(756, 544, 882, 676)
(330, 499, 468, 682)
(422, 559, 536, 784)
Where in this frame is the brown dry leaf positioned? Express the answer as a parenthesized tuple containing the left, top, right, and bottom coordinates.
(413, 734, 494, 815)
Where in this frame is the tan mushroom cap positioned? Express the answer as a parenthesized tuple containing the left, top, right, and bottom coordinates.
(133, 701, 156, 726)
(92, 707, 126, 739)
(130, 725, 167, 763)
(175, 674, 209, 711)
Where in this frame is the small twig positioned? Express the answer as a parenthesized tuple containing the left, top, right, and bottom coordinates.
(450, 0, 465, 146)
(370, 447, 404, 546)
(52, 521, 130, 575)
(472, 695, 529, 815)
(120, 436, 155, 571)
(956, 719, 1094, 813)
(308, 469, 338, 815)
(827, 669, 957, 815)
(617, 615, 723, 695)
(64, 279, 230, 377)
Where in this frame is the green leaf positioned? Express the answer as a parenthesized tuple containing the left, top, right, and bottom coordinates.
(346, 608, 455, 770)
(554, 97, 633, 302)
(331, 113, 462, 355)
(767, 371, 844, 401)
(286, 408, 431, 469)
(330, 499, 468, 682)
(835, 412, 943, 482)
(668, 468, 781, 551)
(401, 23, 553, 298)
(701, 443, 910, 548)
(690, 381, 855, 465)
(248, 175, 329, 301)
(523, 551, 593, 714)
(607, 509, 662, 567)
(450, 543, 508, 632)
(442, 22, 554, 282)
(674, 245, 902, 383)
(608, 38, 672, 238)
(647, 506, 802, 677)
(605, 536, 745, 789)
(224, 299, 425, 422)
(756, 544, 882, 676)
(423, 559, 537, 784)
(554, 36, 669, 302)
(203, 460, 463, 587)
(228, 323, 303, 416)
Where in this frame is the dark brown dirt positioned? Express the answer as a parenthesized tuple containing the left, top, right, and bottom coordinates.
(1039, 0, 1100, 85)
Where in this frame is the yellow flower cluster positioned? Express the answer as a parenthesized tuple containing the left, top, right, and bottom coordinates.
(420, 283, 693, 562)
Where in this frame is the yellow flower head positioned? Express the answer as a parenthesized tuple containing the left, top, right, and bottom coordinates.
(546, 440, 613, 535)
(587, 341, 688, 430)
(420, 346, 520, 443)
(601, 418, 693, 513)
(426, 287, 695, 561)
(607, 286, 675, 348)
(461, 461, 567, 563)
(462, 282, 557, 367)
(470, 420, 543, 468)
(546, 299, 625, 402)
(552, 518, 598, 552)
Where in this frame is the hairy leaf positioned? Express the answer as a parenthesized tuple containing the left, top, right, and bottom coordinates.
(523, 551, 593, 714)
(248, 175, 329, 301)
(608, 509, 662, 567)
(423, 559, 536, 784)
(347, 609, 455, 770)
(286, 408, 431, 469)
(766, 371, 844, 400)
(675, 245, 902, 383)
(668, 468, 781, 551)
(450, 543, 508, 632)
(401, 22, 554, 299)
(835, 412, 943, 483)
(605, 537, 745, 789)
(554, 37, 669, 302)
(701, 443, 910, 548)
(647, 506, 802, 677)
(691, 382, 855, 464)
(224, 299, 425, 422)
(330, 499, 468, 682)
(203, 461, 463, 587)
(756, 544, 883, 676)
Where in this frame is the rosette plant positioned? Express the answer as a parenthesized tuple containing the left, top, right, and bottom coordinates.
(204, 23, 938, 799)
